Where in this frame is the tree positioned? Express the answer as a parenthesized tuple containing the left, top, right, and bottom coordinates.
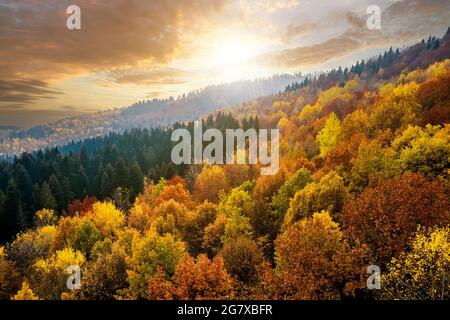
(181, 201, 217, 256)
(317, 113, 342, 157)
(39, 182, 57, 211)
(100, 165, 114, 199)
(72, 220, 102, 258)
(91, 202, 125, 238)
(125, 230, 186, 299)
(274, 211, 371, 299)
(193, 166, 228, 203)
(13, 164, 33, 208)
(48, 175, 63, 210)
(220, 237, 263, 284)
(391, 124, 449, 179)
(147, 255, 234, 300)
(284, 171, 348, 227)
(0, 246, 21, 299)
(271, 168, 313, 228)
(222, 212, 253, 244)
(0, 180, 21, 242)
(368, 82, 420, 135)
(152, 199, 189, 239)
(114, 158, 129, 189)
(381, 226, 450, 300)
(11, 282, 40, 300)
(342, 173, 450, 264)
(129, 161, 144, 199)
(202, 214, 227, 258)
(66, 196, 97, 216)
(31, 247, 85, 299)
(155, 183, 193, 209)
(34, 209, 58, 227)
(82, 247, 128, 300)
(350, 140, 399, 192)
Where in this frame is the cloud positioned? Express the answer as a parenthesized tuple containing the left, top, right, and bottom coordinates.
(259, 36, 361, 67)
(0, 0, 228, 81)
(283, 22, 317, 42)
(60, 105, 77, 111)
(104, 67, 189, 86)
(0, 79, 63, 105)
(258, 0, 450, 68)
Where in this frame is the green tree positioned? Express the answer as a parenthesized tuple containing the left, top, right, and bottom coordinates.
(391, 124, 449, 179)
(114, 158, 129, 189)
(48, 175, 63, 210)
(39, 182, 57, 210)
(0, 180, 22, 242)
(129, 161, 144, 199)
(72, 220, 102, 258)
(125, 230, 186, 299)
(284, 171, 348, 227)
(271, 168, 313, 227)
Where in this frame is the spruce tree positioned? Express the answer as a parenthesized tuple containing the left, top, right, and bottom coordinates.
(39, 182, 57, 210)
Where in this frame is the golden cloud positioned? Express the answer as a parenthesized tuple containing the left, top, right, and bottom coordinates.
(0, 0, 227, 81)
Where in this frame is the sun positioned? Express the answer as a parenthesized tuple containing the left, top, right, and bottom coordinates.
(211, 37, 260, 67)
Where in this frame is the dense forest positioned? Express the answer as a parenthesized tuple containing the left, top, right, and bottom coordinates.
(0, 112, 246, 242)
(0, 33, 449, 300)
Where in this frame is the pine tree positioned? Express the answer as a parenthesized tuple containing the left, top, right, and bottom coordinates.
(128, 161, 144, 199)
(39, 182, 57, 210)
(48, 175, 63, 210)
(100, 164, 115, 199)
(114, 158, 129, 189)
(0, 180, 22, 242)
(60, 177, 74, 209)
(13, 164, 33, 204)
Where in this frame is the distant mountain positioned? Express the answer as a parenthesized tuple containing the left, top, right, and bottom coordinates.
(0, 74, 304, 156)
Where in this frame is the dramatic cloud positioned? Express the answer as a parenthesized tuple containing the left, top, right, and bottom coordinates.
(0, 79, 62, 105)
(0, 0, 227, 80)
(104, 67, 189, 86)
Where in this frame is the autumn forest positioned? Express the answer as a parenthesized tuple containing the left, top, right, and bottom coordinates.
(1, 25, 450, 301)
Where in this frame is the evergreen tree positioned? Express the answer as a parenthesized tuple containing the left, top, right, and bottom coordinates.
(100, 164, 115, 199)
(60, 177, 74, 209)
(128, 161, 144, 199)
(39, 182, 57, 210)
(13, 164, 33, 204)
(114, 158, 129, 189)
(48, 175, 63, 210)
(30, 183, 41, 214)
(0, 180, 21, 242)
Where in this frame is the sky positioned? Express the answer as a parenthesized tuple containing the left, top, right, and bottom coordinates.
(0, 0, 449, 127)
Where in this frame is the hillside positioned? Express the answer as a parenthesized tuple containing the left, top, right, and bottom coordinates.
(0, 74, 303, 156)
(0, 32, 449, 301)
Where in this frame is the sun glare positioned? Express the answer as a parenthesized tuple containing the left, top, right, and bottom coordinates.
(211, 37, 260, 67)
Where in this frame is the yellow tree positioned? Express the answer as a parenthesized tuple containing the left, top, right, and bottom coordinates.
(91, 202, 125, 238)
(194, 166, 229, 203)
(32, 247, 85, 299)
(381, 226, 450, 300)
(11, 282, 40, 300)
(316, 113, 342, 157)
